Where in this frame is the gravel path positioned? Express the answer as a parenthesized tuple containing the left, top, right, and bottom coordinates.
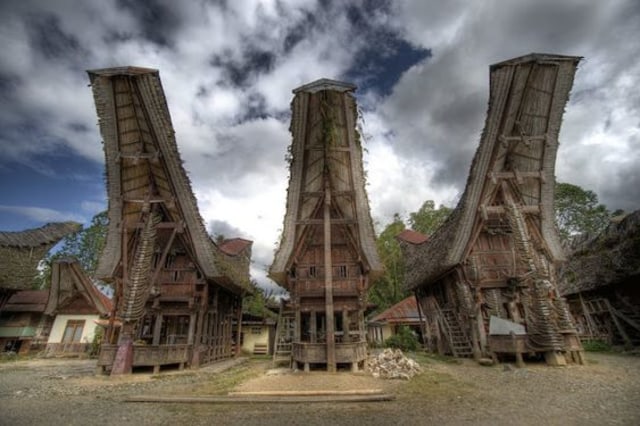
(0, 353, 639, 425)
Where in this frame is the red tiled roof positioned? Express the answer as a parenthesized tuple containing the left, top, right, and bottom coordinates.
(396, 229, 428, 245)
(4, 290, 49, 312)
(219, 238, 252, 256)
(370, 296, 420, 323)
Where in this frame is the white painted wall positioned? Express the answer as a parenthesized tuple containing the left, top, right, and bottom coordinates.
(241, 325, 269, 353)
(48, 314, 100, 344)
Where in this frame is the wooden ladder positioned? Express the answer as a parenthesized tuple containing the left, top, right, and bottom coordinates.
(272, 302, 295, 367)
(440, 308, 473, 358)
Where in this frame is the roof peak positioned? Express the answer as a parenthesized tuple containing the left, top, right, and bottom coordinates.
(293, 78, 356, 94)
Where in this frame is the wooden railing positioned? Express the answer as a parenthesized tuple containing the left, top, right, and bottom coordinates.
(292, 341, 367, 364)
(97, 344, 191, 367)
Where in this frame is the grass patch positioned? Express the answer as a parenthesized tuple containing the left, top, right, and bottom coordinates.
(582, 340, 612, 352)
(414, 352, 463, 365)
(185, 360, 267, 395)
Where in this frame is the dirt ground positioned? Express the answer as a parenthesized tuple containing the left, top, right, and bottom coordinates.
(1, 352, 639, 426)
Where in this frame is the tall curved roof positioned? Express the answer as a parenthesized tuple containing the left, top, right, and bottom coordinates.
(269, 79, 382, 285)
(402, 53, 581, 290)
(88, 67, 250, 294)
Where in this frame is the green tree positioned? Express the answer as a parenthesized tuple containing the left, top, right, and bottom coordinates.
(369, 214, 408, 312)
(408, 200, 452, 235)
(554, 182, 610, 241)
(35, 211, 108, 288)
(243, 280, 278, 318)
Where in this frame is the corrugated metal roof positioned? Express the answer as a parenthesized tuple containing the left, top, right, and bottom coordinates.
(396, 229, 428, 245)
(219, 238, 253, 256)
(370, 296, 420, 323)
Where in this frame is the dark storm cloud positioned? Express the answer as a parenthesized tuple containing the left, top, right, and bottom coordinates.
(282, 11, 316, 53)
(211, 48, 276, 88)
(116, 0, 181, 47)
(25, 13, 88, 62)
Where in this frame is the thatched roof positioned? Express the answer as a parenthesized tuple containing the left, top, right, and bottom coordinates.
(3, 290, 49, 312)
(402, 53, 581, 290)
(558, 210, 640, 296)
(0, 222, 80, 248)
(87, 67, 250, 294)
(0, 222, 81, 290)
(45, 258, 112, 316)
(269, 79, 382, 286)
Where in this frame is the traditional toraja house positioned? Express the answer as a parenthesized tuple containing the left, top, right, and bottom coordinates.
(87, 67, 252, 374)
(400, 53, 584, 366)
(558, 210, 640, 347)
(44, 258, 112, 356)
(269, 79, 383, 372)
(0, 290, 50, 354)
(0, 222, 81, 309)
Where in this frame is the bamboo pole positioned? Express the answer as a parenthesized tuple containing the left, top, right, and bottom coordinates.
(324, 177, 336, 372)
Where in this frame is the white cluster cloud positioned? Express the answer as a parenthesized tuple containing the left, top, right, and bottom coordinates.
(1, 0, 638, 289)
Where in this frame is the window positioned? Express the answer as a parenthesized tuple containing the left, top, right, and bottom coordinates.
(337, 265, 347, 278)
(309, 266, 317, 278)
(62, 320, 85, 343)
(251, 327, 262, 335)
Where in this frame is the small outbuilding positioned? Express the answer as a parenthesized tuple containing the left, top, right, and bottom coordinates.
(367, 296, 423, 346)
(558, 210, 640, 347)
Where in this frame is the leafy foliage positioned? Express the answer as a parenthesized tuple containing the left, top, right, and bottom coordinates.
(368, 214, 408, 311)
(385, 325, 419, 352)
(408, 200, 452, 235)
(555, 182, 610, 241)
(35, 211, 108, 288)
(243, 280, 278, 319)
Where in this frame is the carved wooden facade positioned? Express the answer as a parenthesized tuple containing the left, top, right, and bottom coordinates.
(558, 210, 640, 347)
(88, 67, 251, 374)
(270, 79, 382, 372)
(401, 54, 584, 366)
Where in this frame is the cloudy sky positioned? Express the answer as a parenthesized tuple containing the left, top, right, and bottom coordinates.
(1, 0, 638, 291)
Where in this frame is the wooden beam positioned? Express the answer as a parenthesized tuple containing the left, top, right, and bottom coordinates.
(296, 218, 357, 225)
(150, 226, 179, 288)
(479, 205, 540, 215)
(486, 171, 544, 183)
(127, 221, 183, 230)
(324, 177, 336, 373)
(302, 190, 354, 198)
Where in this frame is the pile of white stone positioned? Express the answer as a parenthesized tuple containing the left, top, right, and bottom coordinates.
(366, 348, 422, 380)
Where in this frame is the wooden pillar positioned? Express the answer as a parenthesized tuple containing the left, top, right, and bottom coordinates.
(235, 299, 243, 357)
(152, 313, 163, 345)
(324, 179, 336, 372)
(295, 303, 301, 343)
(310, 310, 317, 343)
(342, 310, 350, 343)
(358, 308, 365, 342)
(188, 313, 197, 345)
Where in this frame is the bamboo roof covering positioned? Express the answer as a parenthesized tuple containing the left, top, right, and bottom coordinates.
(3, 290, 48, 312)
(402, 53, 581, 290)
(269, 79, 382, 286)
(558, 210, 640, 296)
(0, 222, 80, 248)
(45, 258, 112, 316)
(87, 67, 250, 294)
(0, 222, 81, 290)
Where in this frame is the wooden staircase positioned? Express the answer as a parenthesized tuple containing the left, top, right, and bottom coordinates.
(272, 302, 295, 367)
(440, 308, 473, 358)
(583, 297, 640, 346)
